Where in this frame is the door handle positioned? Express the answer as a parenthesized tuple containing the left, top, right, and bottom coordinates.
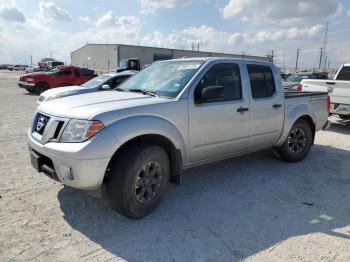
(273, 103, 282, 109)
(326, 82, 336, 85)
(237, 107, 249, 113)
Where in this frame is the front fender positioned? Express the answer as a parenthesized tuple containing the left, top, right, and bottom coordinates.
(275, 103, 316, 147)
(105, 115, 188, 162)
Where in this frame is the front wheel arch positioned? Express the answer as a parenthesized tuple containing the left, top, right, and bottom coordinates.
(104, 134, 183, 186)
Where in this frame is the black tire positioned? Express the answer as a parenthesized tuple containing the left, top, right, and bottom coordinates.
(339, 115, 350, 120)
(34, 82, 49, 94)
(25, 88, 35, 93)
(106, 143, 170, 218)
(276, 119, 313, 162)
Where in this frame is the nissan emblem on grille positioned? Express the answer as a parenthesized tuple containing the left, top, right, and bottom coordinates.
(36, 115, 47, 133)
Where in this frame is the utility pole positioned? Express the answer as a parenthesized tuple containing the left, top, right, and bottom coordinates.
(318, 48, 323, 69)
(106, 33, 109, 71)
(30, 55, 33, 66)
(271, 50, 274, 63)
(322, 22, 328, 70)
(197, 42, 199, 52)
(267, 50, 275, 63)
(50, 50, 53, 58)
(295, 49, 300, 72)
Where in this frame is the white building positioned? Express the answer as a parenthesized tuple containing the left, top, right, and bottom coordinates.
(71, 43, 270, 72)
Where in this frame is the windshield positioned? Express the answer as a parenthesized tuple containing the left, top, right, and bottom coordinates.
(119, 59, 128, 68)
(285, 75, 309, 82)
(119, 60, 204, 98)
(81, 74, 113, 88)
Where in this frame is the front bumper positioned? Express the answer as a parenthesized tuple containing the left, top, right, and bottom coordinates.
(27, 130, 116, 190)
(18, 81, 35, 89)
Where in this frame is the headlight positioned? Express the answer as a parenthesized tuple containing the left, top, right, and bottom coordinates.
(60, 120, 104, 143)
(26, 77, 34, 82)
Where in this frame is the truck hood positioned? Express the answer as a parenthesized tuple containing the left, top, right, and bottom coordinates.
(24, 71, 49, 77)
(38, 86, 91, 103)
(37, 91, 171, 119)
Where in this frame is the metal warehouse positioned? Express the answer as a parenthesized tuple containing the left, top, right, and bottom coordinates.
(70, 44, 269, 72)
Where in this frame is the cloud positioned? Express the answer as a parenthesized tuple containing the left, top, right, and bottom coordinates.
(140, 0, 192, 14)
(348, 9, 350, 16)
(39, 2, 72, 22)
(78, 16, 90, 23)
(95, 11, 141, 30)
(246, 25, 324, 44)
(223, 0, 341, 24)
(0, 5, 25, 23)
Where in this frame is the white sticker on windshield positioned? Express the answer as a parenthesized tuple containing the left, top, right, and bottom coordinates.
(177, 64, 201, 71)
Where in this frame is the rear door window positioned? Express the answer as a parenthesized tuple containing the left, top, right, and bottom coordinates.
(247, 64, 276, 99)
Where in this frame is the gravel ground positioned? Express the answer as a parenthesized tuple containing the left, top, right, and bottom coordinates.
(0, 70, 349, 262)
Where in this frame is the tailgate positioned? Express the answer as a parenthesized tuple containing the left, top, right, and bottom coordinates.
(302, 79, 350, 105)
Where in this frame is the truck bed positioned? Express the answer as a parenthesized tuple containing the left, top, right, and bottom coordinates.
(284, 91, 328, 98)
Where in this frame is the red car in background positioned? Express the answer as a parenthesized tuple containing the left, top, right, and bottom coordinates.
(18, 66, 97, 93)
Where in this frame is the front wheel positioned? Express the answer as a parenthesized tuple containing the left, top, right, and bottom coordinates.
(34, 82, 49, 94)
(275, 119, 313, 162)
(106, 143, 170, 218)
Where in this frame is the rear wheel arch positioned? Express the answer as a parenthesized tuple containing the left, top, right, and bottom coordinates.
(296, 115, 315, 144)
(104, 134, 183, 186)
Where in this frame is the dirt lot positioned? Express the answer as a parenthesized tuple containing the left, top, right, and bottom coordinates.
(0, 70, 349, 262)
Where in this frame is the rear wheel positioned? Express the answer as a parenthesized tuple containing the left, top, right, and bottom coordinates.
(106, 143, 170, 218)
(34, 82, 49, 94)
(275, 119, 313, 162)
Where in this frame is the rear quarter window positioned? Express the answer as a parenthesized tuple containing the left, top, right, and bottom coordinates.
(247, 64, 276, 99)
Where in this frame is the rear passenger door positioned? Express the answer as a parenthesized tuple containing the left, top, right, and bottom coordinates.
(188, 62, 250, 162)
(246, 64, 284, 148)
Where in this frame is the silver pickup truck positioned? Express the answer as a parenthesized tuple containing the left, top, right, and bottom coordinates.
(28, 58, 330, 218)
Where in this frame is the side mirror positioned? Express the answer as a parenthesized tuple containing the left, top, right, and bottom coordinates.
(198, 85, 224, 103)
(101, 84, 110, 90)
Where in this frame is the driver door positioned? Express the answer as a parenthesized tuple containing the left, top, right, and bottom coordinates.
(188, 63, 250, 162)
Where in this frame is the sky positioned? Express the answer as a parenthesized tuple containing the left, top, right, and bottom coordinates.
(0, 0, 349, 69)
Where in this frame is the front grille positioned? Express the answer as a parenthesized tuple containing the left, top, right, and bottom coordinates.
(32, 112, 68, 144)
(35, 113, 50, 135)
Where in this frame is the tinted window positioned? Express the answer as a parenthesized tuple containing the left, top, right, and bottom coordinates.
(337, 66, 350, 80)
(247, 65, 276, 99)
(58, 70, 72, 76)
(74, 69, 80, 77)
(114, 75, 130, 87)
(195, 63, 242, 103)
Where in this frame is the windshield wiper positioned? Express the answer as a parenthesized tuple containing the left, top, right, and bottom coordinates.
(129, 88, 158, 97)
(114, 87, 125, 92)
